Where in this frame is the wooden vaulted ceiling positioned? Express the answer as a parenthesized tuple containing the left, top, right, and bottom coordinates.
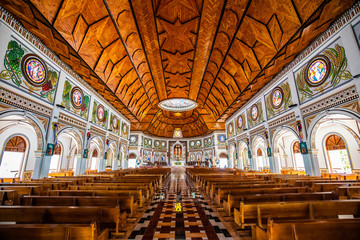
(1, 0, 355, 137)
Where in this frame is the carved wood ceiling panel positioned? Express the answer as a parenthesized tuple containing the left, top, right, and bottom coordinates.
(1, 0, 355, 137)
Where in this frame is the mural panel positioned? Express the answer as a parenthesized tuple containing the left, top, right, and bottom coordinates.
(295, 43, 352, 103)
(129, 135, 138, 146)
(217, 134, 226, 146)
(204, 136, 214, 148)
(121, 122, 129, 139)
(154, 140, 167, 149)
(91, 100, 108, 129)
(109, 113, 120, 135)
(143, 137, 152, 148)
(227, 122, 235, 138)
(189, 140, 202, 149)
(0, 39, 59, 104)
(247, 101, 264, 128)
(61, 80, 90, 119)
(236, 113, 246, 134)
(265, 81, 293, 119)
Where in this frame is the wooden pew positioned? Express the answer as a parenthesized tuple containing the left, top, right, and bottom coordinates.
(338, 186, 360, 199)
(0, 190, 19, 205)
(20, 195, 136, 217)
(0, 205, 126, 233)
(227, 192, 335, 216)
(0, 186, 41, 195)
(234, 199, 360, 229)
(49, 189, 144, 207)
(256, 218, 360, 240)
(0, 222, 108, 240)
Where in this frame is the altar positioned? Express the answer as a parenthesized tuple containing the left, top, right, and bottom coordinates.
(171, 161, 184, 166)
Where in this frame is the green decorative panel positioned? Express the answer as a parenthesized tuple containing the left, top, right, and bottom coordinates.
(154, 140, 166, 149)
(204, 136, 214, 148)
(295, 44, 352, 103)
(143, 137, 152, 148)
(247, 101, 264, 128)
(235, 113, 246, 134)
(129, 135, 138, 146)
(265, 81, 293, 119)
(109, 113, 120, 135)
(121, 122, 129, 139)
(227, 122, 235, 138)
(189, 140, 202, 149)
(0, 39, 59, 104)
(91, 100, 108, 129)
(61, 80, 90, 119)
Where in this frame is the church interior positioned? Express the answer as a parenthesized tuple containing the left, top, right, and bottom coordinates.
(0, 0, 360, 239)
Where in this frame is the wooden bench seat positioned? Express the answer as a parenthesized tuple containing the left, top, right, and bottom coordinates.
(0, 205, 126, 232)
(0, 186, 41, 196)
(338, 186, 360, 199)
(226, 192, 335, 216)
(20, 195, 136, 216)
(234, 199, 360, 229)
(0, 222, 108, 240)
(0, 190, 18, 205)
(256, 218, 360, 240)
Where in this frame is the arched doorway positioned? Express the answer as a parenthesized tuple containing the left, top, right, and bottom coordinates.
(239, 141, 249, 170)
(174, 145, 182, 161)
(49, 143, 62, 173)
(128, 153, 137, 168)
(90, 149, 99, 170)
(325, 134, 351, 173)
(229, 144, 235, 168)
(308, 112, 360, 174)
(219, 152, 228, 168)
(292, 141, 305, 171)
(273, 127, 302, 170)
(253, 136, 269, 170)
(0, 136, 27, 178)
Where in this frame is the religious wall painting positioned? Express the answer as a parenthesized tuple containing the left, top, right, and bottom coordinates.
(204, 136, 214, 148)
(143, 137, 152, 148)
(189, 140, 201, 149)
(91, 101, 108, 129)
(218, 134, 226, 146)
(154, 140, 166, 149)
(110, 113, 120, 135)
(247, 101, 264, 128)
(0, 39, 59, 104)
(61, 80, 90, 119)
(236, 113, 246, 134)
(129, 135, 138, 146)
(227, 122, 235, 138)
(266, 81, 293, 119)
(295, 44, 352, 103)
(121, 122, 129, 139)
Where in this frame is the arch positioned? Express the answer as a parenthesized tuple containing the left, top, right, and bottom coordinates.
(219, 152, 227, 158)
(272, 126, 301, 153)
(252, 135, 268, 170)
(238, 140, 249, 169)
(323, 132, 352, 173)
(0, 134, 29, 178)
(307, 108, 360, 149)
(128, 153, 137, 159)
(0, 109, 46, 151)
(57, 127, 83, 153)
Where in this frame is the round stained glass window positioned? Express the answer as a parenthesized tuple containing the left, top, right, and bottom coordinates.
(21, 54, 48, 87)
(97, 104, 105, 121)
(271, 87, 284, 109)
(306, 56, 330, 87)
(251, 104, 259, 121)
(158, 98, 197, 112)
(237, 115, 243, 129)
(70, 87, 84, 110)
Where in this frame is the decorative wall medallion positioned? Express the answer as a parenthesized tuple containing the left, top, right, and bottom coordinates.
(21, 54, 48, 87)
(149, 140, 152, 146)
(112, 116, 118, 129)
(251, 104, 259, 121)
(130, 135, 137, 143)
(70, 87, 84, 109)
(237, 115, 243, 129)
(208, 138, 212, 145)
(204, 139, 208, 146)
(190, 141, 195, 147)
(96, 104, 105, 121)
(161, 141, 166, 148)
(305, 56, 330, 87)
(218, 134, 226, 142)
(155, 140, 160, 147)
(196, 140, 201, 147)
(144, 139, 148, 145)
(228, 123, 234, 134)
(271, 87, 284, 109)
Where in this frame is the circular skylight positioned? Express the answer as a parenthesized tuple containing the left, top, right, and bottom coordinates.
(158, 98, 197, 112)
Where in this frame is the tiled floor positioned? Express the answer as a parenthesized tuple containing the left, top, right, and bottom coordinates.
(128, 167, 234, 240)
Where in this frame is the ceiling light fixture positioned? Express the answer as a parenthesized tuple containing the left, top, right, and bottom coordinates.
(159, 98, 197, 112)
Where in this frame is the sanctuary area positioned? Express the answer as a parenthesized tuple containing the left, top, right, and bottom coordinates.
(0, 0, 360, 239)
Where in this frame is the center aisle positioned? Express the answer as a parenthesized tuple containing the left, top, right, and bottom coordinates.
(128, 167, 234, 240)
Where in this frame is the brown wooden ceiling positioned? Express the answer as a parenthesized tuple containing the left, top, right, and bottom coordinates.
(1, 0, 355, 137)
